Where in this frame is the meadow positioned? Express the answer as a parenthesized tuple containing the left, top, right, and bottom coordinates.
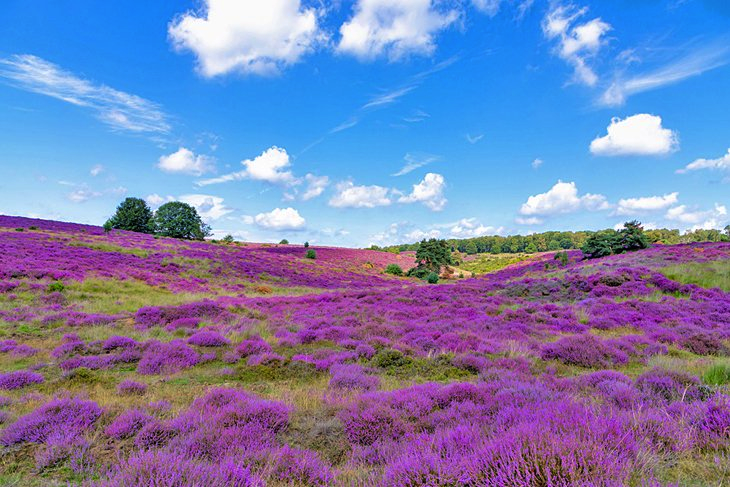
(0, 215, 728, 486)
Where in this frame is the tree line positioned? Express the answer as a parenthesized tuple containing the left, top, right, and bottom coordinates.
(375, 225, 730, 256)
(104, 197, 211, 240)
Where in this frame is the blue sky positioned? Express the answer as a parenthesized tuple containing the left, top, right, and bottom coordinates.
(1, 0, 729, 246)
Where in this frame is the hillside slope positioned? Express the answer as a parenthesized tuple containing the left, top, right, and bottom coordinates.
(0, 216, 729, 486)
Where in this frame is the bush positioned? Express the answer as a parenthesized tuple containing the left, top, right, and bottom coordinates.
(541, 334, 626, 368)
(306, 249, 317, 259)
(47, 281, 65, 293)
(0, 370, 44, 390)
(221, 234, 234, 244)
(385, 264, 404, 276)
(153, 202, 211, 240)
(117, 380, 147, 396)
(304, 241, 310, 248)
(1, 397, 102, 445)
(105, 197, 154, 234)
(137, 340, 199, 375)
(279, 239, 289, 245)
(426, 272, 439, 284)
(372, 349, 411, 369)
(105, 409, 153, 440)
(582, 221, 650, 259)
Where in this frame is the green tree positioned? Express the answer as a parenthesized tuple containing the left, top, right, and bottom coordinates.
(305, 249, 316, 259)
(617, 220, 650, 253)
(153, 202, 211, 240)
(582, 230, 620, 259)
(414, 238, 452, 273)
(525, 242, 538, 253)
(279, 239, 289, 245)
(221, 234, 235, 244)
(304, 241, 310, 248)
(464, 241, 478, 255)
(105, 197, 154, 234)
(426, 272, 439, 284)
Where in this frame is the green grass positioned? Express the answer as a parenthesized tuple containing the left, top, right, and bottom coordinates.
(459, 253, 533, 275)
(68, 240, 149, 258)
(64, 278, 214, 314)
(660, 260, 730, 291)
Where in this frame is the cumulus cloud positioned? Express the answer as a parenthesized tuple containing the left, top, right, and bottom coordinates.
(90, 164, 104, 177)
(253, 207, 306, 230)
(369, 218, 503, 246)
(158, 147, 216, 176)
(67, 189, 103, 203)
(677, 148, 730, 175)
(0, 54, 170, 135)
(337, 0, 459, 60)
(590, 114, 678, 156)
(197, 146, 296, 186)
(542, 4, 611, 86)
(665, 203, 728, 230)
(519, 180, 608, 217)
(301, 174, 330, 200)
(531, 158, 543, 169)
(515, 216, 543, 225)
(329, 181, 392, 208)
(146, 194, 171, 207)
(169, 0, 322, 77)
(440, 218, 504, 238)
(615, 192, 679, 215)
(178, 194, 232, 221)
(398, 172, 447, 211)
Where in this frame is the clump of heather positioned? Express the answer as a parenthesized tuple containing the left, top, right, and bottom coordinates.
(329, 364, 380, 391)
(0, 397, 102, 445)
(236, 336, 272, 357)
(542, 334, 628, 368)
(105, 409, 154, 440)
(188, 330, 230, 347)
(247, 352, 285, 366)
(636, 367, 708, 403)
(0, 370, 44, 390)
(137, 340, 199, 375)
(116, 379, 147, 396)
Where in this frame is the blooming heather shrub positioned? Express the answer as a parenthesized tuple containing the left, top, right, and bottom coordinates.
(246, 352, 285, 366)
(0, 397, 102, 445)
(636, 368, 707, 403)
(135, 301, 223, 329)
(329, 364, 380, 391)
(134, 420, 178, 449)
(105, 409, 153, 440)
(188, 330, 230, 347)
(694, 395, 730, 449)
(355, 343, 376, 359)
(541, 334, 627, 368)
(0, 370, 44, 390)
(262, 445, 333, 486)
(34, 432, 89, 471)
(677, 327, 726, 356)
(117, 379, 147, 396)
(236, 336, 272, 357)
(137, 340, 199, 375)
(103, 335, 138, 351)
(95, 450, 259, 487)
(165, 317, 201, 331)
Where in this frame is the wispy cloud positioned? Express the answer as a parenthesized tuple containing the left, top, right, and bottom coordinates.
(600, 40, 730, 106)
(0, 54, 171, 136)
(392, 153, 440, 176)
(466, 133, 484, 144)
(363, 85, 416, 109)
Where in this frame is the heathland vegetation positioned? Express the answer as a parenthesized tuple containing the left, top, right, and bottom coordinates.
(0, 214, 728, 485)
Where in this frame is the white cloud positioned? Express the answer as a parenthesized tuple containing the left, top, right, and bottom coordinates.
(601, 42, 730, 106)
(590, 114, 678, 156)
(531, 158, 543, 169)
(677, 148, 730, 175)
(442, 218, 503, 238)
(337, 0, 459, 60)
(472, 0, 502, 16)
(0, 55, 170, 135)
(520, 180, 608, 217)
(665, 203, 727, 230)
(329, 181, 392, 208)
(392, 153, 439, 176)
(197, 146, 296, 186)
(363, 85, 416, 109)
(169, 0, 322, 77)
(253, 207, 306, 230)
(301, 174, 330, 200)
(516, 216, 543, 225)
(542, 4, 611, 86)
(178, 194, 232, 221)
(398, 172, 447, 211)
(90, 164, 104, 177)
(67, 189, 102, 203)
(146, 193, 171, 207)
(615, 192, 679, 215)
(158, 147, 216, 176)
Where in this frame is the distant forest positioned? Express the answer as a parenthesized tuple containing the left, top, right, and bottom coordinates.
(374, 227, 730, 255)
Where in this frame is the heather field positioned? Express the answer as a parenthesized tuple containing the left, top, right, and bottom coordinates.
(0, 215, 729, 486)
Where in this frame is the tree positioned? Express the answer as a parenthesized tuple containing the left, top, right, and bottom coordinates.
(105, 197, 154, 234)
(582, 230, 620, 259)
(221, 234, 235, 244)
(305, 249, 316, 259)
(408, 239, 453, 278)
(153, 202, 211, 240)
(304, 241, 310, 248)
(464, 241, 478, 255)
(279, 239, 289, 245)
(582, 221, 650, 259)
(617, 220, 650, 253)
(725, 225, 730, 237)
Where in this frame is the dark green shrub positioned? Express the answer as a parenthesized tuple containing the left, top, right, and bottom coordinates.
(371, 349, 411, 369)
(279, 239, 289, 245)
(426, 272, 439, 284)
(221, 234, 234, 244)
(555, 251, 569, 266)
(305, 249, 317, 259)
(14, 228, 24, 232)
(304, 241, 310, 248)
(384, 264, 403, 276)
(47, 281, 65, 293)
(28, 226, 38, 230)
(407, 267, 431, 279)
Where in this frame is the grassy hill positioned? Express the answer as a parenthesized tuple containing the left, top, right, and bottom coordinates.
(0, 215, 729, 485)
